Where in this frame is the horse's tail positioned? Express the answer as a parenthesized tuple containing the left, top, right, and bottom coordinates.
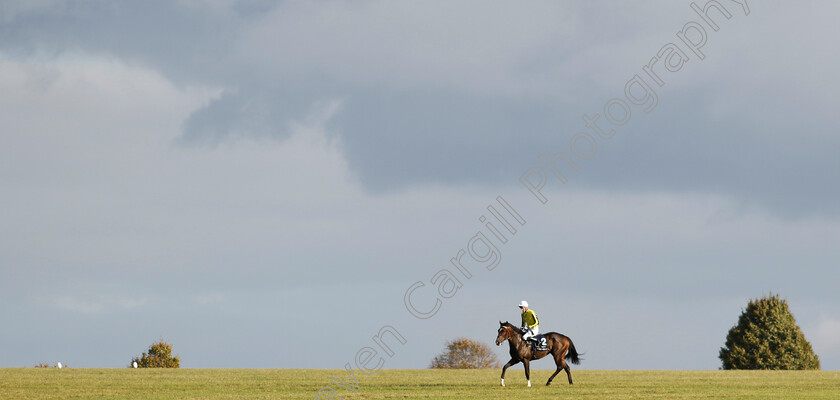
(565, 338, 581, 365)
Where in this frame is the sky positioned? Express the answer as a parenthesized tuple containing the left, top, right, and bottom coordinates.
(1, 0, 839, 374)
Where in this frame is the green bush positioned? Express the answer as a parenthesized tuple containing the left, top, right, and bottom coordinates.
(430, 338, 500, 369)
(131, 340, 180, 368)
(719, 294, 820, 370)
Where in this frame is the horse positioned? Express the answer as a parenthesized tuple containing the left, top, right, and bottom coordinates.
(495, 321, 581, 387)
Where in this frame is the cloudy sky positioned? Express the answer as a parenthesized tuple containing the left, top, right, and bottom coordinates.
(1, 0, 838, 373)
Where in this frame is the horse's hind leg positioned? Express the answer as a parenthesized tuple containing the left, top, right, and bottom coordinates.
(546, 366, 563, 386)
(563, 359, 573, 385)
(546, 349, 565, 386)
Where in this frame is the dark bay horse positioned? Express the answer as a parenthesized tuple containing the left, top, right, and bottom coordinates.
(495, 321, 580, 387)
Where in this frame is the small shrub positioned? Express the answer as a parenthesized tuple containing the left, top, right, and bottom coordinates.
(131, 340, 180, 368)
(430, 338, 500, 369)
(34, 363, 66, 368)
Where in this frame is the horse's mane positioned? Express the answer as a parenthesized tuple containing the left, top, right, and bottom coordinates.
(501, 321, 524, 334)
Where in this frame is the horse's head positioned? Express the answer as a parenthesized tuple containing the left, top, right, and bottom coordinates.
(495, 321, 516, 346)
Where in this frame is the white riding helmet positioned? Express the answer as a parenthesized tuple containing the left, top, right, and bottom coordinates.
(518, 300, 528, 308)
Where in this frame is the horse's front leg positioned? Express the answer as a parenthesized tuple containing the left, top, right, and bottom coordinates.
(500, 359, 518, 387)
(523, 359, 531, 387)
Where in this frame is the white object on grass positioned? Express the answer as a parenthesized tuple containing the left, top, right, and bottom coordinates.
(57, 362, 62, 369)
(133, 361, 138, 368)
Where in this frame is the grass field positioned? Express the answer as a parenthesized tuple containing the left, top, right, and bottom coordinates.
(1, 368, 838, 399)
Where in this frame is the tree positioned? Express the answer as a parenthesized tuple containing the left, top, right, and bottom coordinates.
(430, 338, 500, 369)
(719, 294, 820, 370)
(131, 340, 180, 368)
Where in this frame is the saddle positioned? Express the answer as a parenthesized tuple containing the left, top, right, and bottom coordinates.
(527, 334, 549, 353)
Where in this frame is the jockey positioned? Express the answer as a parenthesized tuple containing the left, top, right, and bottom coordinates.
(519, 300, 539, 342)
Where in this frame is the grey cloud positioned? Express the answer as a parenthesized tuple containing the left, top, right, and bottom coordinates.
(2, 0, 838, 219)
(335, 89, 575, 191)
(0, 0, 251, 84)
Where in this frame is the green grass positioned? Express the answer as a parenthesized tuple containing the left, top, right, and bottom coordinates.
(1, 368, 838, 399)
